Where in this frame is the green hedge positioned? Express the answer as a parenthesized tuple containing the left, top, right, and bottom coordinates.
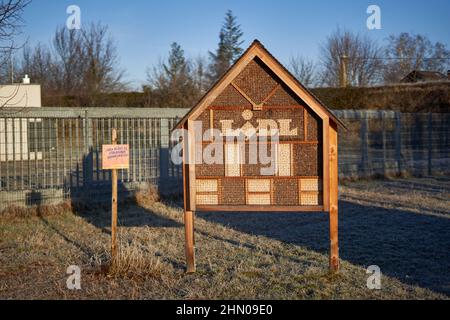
(43, 82, 450, 112)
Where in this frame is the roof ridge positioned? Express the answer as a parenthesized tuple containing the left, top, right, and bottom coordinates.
(174, 40, 347, 130)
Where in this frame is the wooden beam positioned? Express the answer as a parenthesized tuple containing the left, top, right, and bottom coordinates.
(261, 84, 281, 105)
(329, 121, 340, 272)
(322, 117, 330, 212)
(195, 205, 324, 212)
(304, 108, 308, 141)
(201, 140, 319, 145)
(182, 123, 188, 211)
(231, 82, 259, 109)
(209, 109, 214, 141)
(187, 120, 197, 211)
(195, 176, 321, 180)
(184, 210, 196, 273)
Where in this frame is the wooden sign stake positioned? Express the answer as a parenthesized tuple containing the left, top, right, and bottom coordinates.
(111, 128, 118, 262)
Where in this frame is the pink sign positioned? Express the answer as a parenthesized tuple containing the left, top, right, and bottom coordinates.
(102, 145, 130, 170)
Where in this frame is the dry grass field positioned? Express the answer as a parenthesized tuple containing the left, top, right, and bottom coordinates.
(0, 177, 449, 300)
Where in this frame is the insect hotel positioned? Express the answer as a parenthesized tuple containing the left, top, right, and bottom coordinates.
(175, 40, 345, 273)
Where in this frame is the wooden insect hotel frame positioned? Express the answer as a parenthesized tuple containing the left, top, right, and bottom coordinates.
(174, 40, 346, 273)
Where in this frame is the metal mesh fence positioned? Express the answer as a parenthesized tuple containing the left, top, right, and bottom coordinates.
(1, 108, 449, 209)
(335, 111, 450, 178)
(0, 108, 185, 209)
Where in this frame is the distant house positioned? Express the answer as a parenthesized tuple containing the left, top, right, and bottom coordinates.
(401, 70, 450, 83)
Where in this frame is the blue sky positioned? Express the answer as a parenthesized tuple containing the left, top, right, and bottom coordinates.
(20, 0, 450, 89)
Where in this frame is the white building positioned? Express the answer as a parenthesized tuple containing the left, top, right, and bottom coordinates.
(0, 76, 43, 162)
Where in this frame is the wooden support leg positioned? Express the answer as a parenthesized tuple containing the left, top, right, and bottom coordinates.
(329, 205, 340, 272)
(329, 122, 340, 272)
(184, 210, 196, 273)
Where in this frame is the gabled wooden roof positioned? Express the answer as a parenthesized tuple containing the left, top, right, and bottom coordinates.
(175, 40, 346, 130)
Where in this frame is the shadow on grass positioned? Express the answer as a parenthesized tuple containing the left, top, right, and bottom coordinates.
(75, 203, 182, 234)
(197, 201, 450, 296)
(72, 203, 186, 271)
(39, 216, 99, 260)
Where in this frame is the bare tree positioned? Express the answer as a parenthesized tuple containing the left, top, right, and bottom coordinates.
(383, 33, 450, 83)
(79, 22, 126, 105)
(20, 22, 126, 106)
(319, 28, 383, 87)
(20, 43, 56, 91)
(52, 26, 85, 94)
(289, 55, 317, 87)
(0, 0, 30, 84)
(0, 0, 30, 109)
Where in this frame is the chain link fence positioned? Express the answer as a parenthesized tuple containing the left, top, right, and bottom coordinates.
(1, 108, 449, 209)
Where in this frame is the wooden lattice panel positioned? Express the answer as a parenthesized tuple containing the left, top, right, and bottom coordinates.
(300, 178, 321, 192)
(248, 193, 271, 205)
(300, 192, 320, 206)
(196, 179, 218, 193)
(277, 144, 292, 176)
(225, 143, 241, 177)
(196, 194, 219, 206)
(247, 179, 271, 193)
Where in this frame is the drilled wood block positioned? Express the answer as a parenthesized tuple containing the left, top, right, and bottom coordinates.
(210, 85, 252, 107)
(277, 144, 292, 176)
(196, 179, 218, 193)
(247, 179, 271, 193)
(300, 192, 320, 206)
(225, 143, 241, 177)
(234, 58, 279, 105)
(221, 178, 246, 205)
(196, 194, 219, 205)
(273, 179, 299, 206)
(263, 84, 302, 107)
(248, 193, 271, 205)
(300, 178, 322, 192)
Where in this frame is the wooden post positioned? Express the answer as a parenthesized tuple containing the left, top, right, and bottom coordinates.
(381, 111, 387, 177)
(184, 210, 196, 273)
(395, 112, 403, 176)
(183, 122, 196, 273)
(329, 122, 340, 272)
(111, 128, 118, 261)
(360, 115, 371, 177)
(427, 113, 432, 176)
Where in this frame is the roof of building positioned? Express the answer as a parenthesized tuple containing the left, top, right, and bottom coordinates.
(401, 70, 448, 83)
(174, 40, 346, 130)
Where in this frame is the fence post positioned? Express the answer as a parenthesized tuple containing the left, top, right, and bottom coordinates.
(381, 111, 387, 177)
(83, 110, 94, 190)
(159, 118, 170, 193)
(427, 113, 433, 176)
(395, 112, 403, 176)
(360, 113, 371, 177)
